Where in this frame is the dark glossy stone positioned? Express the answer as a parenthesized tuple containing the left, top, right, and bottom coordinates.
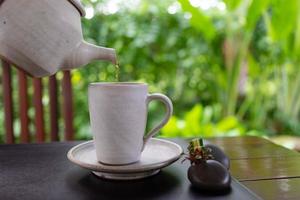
(206, 144, 230, 169)
(188, 160, 231, 192)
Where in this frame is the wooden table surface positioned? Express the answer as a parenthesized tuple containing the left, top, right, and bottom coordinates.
(207, 136, 300, 199)
(0, 136, 299, 199)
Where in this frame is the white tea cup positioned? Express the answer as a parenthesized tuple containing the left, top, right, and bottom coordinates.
(88, 82, 173, 165)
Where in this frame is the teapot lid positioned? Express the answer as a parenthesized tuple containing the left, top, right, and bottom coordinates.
(68, 0, 86, 17)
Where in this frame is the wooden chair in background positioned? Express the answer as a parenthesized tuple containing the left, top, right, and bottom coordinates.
(1, 59, 74, 143)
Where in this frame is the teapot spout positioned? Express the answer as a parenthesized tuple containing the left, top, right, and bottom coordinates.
(62, 41, 117, 70)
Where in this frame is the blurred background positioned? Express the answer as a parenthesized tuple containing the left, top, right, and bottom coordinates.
(1, 0, 300, 149)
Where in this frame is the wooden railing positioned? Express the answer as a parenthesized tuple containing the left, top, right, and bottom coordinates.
(1, 60, 74, 143)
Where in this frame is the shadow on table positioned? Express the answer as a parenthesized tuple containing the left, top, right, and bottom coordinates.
(66, 167, 180, 200)
(189, 185, 231, 197)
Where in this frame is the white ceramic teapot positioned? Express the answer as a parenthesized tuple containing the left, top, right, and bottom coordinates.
(0, 0, 117, 77)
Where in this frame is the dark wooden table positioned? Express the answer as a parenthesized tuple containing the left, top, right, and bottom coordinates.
(0, 136, 299, 200)
(208, 136, 300, 200)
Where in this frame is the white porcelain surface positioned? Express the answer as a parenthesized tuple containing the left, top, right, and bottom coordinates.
(67, 138, 183, 180)
(0, 0, 116, 77)
(88, 83, 173, 165)
(68, 0, 85, 16)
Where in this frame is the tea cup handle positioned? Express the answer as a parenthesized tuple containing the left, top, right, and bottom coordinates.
(142, 93, 173, 151)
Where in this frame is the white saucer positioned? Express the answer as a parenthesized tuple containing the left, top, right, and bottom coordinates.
(67, 138, 183, 180)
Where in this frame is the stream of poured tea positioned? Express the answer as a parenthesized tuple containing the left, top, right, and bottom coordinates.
(115, 63, 120, 82)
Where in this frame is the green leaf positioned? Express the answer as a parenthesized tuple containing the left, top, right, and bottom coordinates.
(216, 116, 239, 131)
(161, 116, 182, 137)
(202, 124, 215, 137)
(263, 13, 275, 41)
(178, 0, 216, 40)
(223, 0, 241, 11)
(182, 104, 203, 136)
(295, 1, 300, 59)
(245, 0, 270, 31)
(263, 0, 297, 58)
(270, 0, 297, 41)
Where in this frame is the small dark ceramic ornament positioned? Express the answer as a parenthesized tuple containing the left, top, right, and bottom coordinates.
(188, 160, 231, 191)
(205, 144, 230, 169)
(185, 138, 231, 192)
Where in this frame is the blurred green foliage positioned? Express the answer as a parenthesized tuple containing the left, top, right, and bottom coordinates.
(1, 0, 300, 142)
(74, 0, 300, 139)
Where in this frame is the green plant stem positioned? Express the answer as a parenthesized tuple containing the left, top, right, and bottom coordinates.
(225, 34, 251, 116)
(288, 62, 300, 118)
